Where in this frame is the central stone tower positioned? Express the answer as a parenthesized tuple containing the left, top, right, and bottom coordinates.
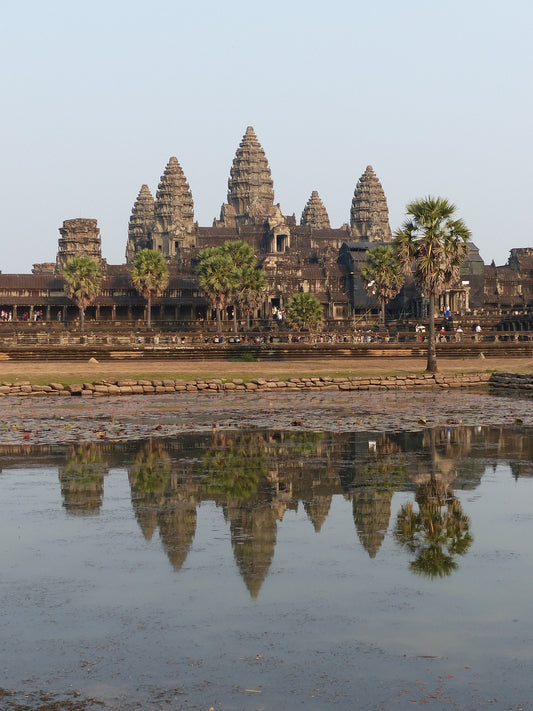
(217, 126, 280, 227)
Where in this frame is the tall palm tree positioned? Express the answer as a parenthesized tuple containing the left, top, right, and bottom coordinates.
(221, 240, 259, 332)
(394, 196, 471, 372)
(62, 256, 102, 333)
(239, 265, 267, 330)
(130, 249, 169, 330)
(360, 245, 404, 326)
(195, 246, 236, 334)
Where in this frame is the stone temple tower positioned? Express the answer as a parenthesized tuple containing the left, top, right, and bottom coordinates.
(350, 166, 392, 242)
(151, 156, 195, 260)
(218, 126, 279, 227)
(55, 218, 105, 273)
(125, 184, 155, 263)
(300, 191, 331, 229)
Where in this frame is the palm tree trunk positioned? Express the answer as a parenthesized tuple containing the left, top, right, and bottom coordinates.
(147, 293, 152, 331)
(215, 307, 222, 334)
(426, 293, 438, 373)
(79, 307, 85, 334)
(233, 306, 238, 334)
(380, 298, 386, 327)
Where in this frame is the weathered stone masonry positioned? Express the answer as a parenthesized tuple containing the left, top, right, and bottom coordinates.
(0, 372, 497, 397)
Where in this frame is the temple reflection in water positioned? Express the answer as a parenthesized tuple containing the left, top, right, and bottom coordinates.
(1, 425, 532, 595)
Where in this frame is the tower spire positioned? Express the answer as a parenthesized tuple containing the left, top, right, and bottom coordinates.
(350, 166, 392, 241)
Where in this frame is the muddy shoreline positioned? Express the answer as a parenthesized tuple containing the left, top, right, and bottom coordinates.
(1, 387, 532, 447)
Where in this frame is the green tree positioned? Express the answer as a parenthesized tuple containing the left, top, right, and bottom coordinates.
(195, 246, 235, 333)
(196, 240, 266, 334)
(286, 292, 323, 331)
(130, 249, 169, 330)
(360, 245, 404, 326)
(62, 256, 102, 333)
(394, 196, 471, 372)
(222, 240, 258, 333)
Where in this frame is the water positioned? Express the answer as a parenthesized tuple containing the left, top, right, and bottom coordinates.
(1, 427, 533, 710)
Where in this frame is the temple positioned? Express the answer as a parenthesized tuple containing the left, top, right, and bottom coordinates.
(0, 126, 531, 328)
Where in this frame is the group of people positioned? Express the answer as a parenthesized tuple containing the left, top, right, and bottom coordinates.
(272, 305, 286, 321)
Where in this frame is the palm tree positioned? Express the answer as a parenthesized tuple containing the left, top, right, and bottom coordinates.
(239, 265, 267, 330)
(219, 240, 267, 333)
(195, 246, 236, 334)
(286, 292, 323, 331)
(222, 240, 257, 332)
(394, 196, 471, 372)
(130, 249, 169, 330)
(360, 245, 404, 326)
(62, 256, 102, 333)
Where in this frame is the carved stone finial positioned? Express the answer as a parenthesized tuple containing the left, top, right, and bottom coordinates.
(300, 190, 331, 229)
(126, 184, 155, 262)
(220, 126, 275, 226)
(350, 166, 392, 242)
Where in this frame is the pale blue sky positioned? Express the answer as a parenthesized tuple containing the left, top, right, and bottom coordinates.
(1, 0, 531, 272)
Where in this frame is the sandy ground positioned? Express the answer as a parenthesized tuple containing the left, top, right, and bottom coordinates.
(1, 355, 532, 383)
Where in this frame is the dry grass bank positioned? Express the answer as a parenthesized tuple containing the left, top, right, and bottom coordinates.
(2, 355, 532, 385)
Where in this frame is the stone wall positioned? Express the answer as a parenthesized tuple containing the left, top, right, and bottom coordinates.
(488, 372, 533, 391)
(0, 372, 494, 397)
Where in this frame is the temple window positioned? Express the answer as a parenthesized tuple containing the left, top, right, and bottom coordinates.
(276, 234, 288, 252)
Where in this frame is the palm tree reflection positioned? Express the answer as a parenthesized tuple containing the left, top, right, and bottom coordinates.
(58, 443, 108, 515)
(201, 432, 265, 500)
(395, 476, 472, 578)
(129, 440, 197, 571)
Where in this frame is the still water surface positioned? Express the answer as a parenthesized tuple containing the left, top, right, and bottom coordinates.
(1, 426, 533, 710)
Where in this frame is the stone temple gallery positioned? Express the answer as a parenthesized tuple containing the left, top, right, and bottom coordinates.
(1, 127, 532, 328)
